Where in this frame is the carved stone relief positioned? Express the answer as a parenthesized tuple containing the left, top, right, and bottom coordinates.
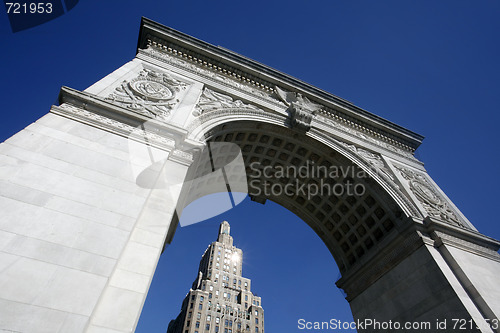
(395, 165, 465, 227)
(193, 88, 260, 116)
(106, 68, 188, 120)
(340, 143, 397, 185)
(337, 142, 421, 218)
(275, 86, 322, 132)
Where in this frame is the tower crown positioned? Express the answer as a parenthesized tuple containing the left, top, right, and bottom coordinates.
(167, 221, 264, 333)
(217, 221, 233, 245)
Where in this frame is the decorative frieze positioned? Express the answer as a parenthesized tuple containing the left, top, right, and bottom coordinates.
(139, 44, 421, 161)
(315, 113, 418, 162)
(142, 46, 278, 105)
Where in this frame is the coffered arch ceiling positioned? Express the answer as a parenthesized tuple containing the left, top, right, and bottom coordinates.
(181, 117, 415, 275)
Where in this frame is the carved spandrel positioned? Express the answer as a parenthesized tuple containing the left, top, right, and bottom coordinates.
(340, 143, 397, 185)
(337, 142, 421, 218)
(193, 88, 260, 116)
(106, 68, 189, 120)
(395, 165, 466, 228)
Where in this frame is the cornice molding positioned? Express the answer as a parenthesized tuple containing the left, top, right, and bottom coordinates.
(54, 86, 199, 155)
(137, 17, 424, 152)
(139, 46, 420, 159)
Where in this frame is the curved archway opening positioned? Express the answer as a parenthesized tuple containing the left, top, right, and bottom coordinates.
(136, 196, 356, 332)
(186, 120, 408, 274)
(136, 118, 412, 332)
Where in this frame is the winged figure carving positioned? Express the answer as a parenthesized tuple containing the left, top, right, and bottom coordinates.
(274, 86, 322, 131)
(275, 86, 323, 112)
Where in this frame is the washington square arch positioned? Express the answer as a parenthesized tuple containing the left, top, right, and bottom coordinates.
(0, 17, 499, 333)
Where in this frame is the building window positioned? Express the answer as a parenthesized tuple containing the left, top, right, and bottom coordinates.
(206, 324, 210, 330)
(200, 296, 204, 302)
(225, 319, 229, 326)
(186, 320, 190, 327)
(207, 315, 211, 321)
(199, 303, 203, 310)
(245, 295, 248, 301)
(188, 312, 192, 318)
(216, 317, 220, 324)
(215, 327, 219, 333)
(210, 285, 213, 291)
(197, 313, 201, 319)
(255, 318, 258, 324)
(190, 303, 194, 309)
(255, 328, 259, 332)
(255, 310, 258, 316)
(209, 293, 212, 299)
(195, 321, 200, 328)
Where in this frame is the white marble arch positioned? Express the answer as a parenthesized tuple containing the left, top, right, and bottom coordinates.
(0, 18, 499, 333)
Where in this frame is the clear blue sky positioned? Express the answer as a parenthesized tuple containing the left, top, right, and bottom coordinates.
(1, 1, 499, 332)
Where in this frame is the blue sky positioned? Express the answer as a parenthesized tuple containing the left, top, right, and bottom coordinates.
(1, 1, 499, 332)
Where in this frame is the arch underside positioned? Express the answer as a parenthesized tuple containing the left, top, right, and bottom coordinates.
(182, 118, 409, 275)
